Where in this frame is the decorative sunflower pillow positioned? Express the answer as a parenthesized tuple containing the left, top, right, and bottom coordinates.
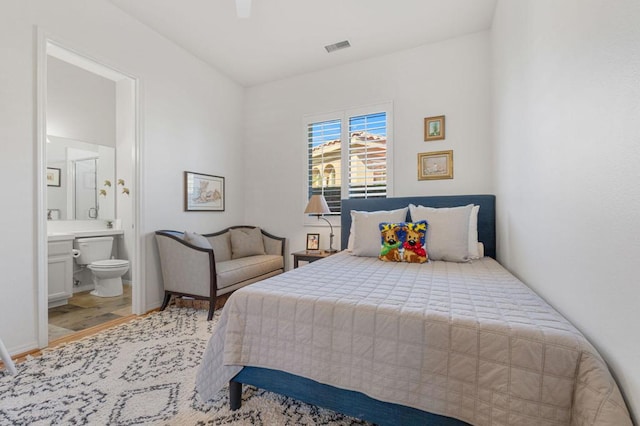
(379, 221, 428, 263)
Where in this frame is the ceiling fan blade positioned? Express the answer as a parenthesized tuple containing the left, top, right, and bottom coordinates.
(235, 0, 251, 18)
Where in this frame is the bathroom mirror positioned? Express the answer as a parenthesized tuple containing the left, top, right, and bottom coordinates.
(46, 135, 115, 220)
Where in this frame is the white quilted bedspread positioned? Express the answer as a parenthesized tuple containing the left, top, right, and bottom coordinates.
(196, 253, 631, 425)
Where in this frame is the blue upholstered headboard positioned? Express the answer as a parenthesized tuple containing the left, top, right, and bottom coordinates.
(340, 195, 496, 259)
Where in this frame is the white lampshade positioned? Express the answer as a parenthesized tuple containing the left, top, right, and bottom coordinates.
(304, 194, 331, 215)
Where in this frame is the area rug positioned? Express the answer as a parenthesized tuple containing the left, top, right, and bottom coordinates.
(0, 307, 367, 425)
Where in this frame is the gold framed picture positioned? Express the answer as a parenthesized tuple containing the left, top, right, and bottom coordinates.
(417, 150, 453, 180)
(424, 115, 445, 141)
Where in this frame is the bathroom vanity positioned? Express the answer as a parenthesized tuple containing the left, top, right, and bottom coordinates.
(47, 234, 74, 308)
(47, 229, 124, 307)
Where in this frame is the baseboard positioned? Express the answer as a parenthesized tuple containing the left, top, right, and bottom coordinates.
(3, 339, 39, 362)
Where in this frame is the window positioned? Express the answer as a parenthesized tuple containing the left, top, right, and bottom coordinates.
(348, 112, 388, 199)
(307, 118, 342, 213)
(306, 103, 393, 216)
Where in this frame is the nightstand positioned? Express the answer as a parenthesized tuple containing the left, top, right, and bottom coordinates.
(292, 250, 338, 268)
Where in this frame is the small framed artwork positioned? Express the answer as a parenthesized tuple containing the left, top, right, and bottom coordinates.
(184, 171, 225, 211)
(46, 167, 61, 187)
(418, 150, 453, 180)
(306, 233, 320, 251)
(424, 115, 445, 141)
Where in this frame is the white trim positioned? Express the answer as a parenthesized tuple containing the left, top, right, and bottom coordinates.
(132, 77, 145, 315)
(36, 28, 49, 348)
(46, 39, 139, 82)
(6, 341, 40, 358)
(47, 43, 127, 82)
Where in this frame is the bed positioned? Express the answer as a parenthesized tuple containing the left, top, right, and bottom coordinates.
(195, 195, 632, 425)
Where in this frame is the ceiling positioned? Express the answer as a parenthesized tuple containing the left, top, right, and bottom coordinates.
(108, 0, 497, 87)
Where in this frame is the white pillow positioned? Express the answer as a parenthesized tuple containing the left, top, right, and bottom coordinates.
(349, 207, 408, 257)
(468, 205, 481, 259)
(408, 204, 482, 260)
(408, 204, 473, 262)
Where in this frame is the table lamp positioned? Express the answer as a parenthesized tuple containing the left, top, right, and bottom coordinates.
(304, 194, 336, 252)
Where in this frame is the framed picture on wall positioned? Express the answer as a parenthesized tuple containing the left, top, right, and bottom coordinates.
(417, 150, 453, 180)
(184, 171, 225, 211)
(47, 167, 61, 187)
(424, 115, 445, 141)
(306, 233, 320, 251)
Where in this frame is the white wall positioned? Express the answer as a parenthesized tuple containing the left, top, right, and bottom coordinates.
(244, 31, 493, 255)
(0, 0, 244, 354)
(492, 0, 640, 420)
(47, 56, 116, 147)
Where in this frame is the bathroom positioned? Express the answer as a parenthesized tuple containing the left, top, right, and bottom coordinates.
(45, 43, 137, 342)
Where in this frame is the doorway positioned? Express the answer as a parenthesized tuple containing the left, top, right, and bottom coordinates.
(37, 34, 143, 348)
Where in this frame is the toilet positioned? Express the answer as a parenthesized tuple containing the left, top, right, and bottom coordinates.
(74, 236, 129, 297)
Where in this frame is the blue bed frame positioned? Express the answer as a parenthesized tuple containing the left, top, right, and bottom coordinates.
(229, 195, 496, 425)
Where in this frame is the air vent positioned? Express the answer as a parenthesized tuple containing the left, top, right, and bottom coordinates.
(324, 40, 351, 53)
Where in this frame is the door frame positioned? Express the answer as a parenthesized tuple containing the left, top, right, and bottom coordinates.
(36, 29, 145, 347)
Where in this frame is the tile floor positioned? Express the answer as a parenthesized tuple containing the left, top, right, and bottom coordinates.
(48, 284, 132, 341)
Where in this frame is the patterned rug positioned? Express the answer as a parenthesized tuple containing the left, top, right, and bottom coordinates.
(0, 307, 366, 425)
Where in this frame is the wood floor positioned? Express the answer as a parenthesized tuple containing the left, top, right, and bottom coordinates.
(48, 285, 132, 341)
